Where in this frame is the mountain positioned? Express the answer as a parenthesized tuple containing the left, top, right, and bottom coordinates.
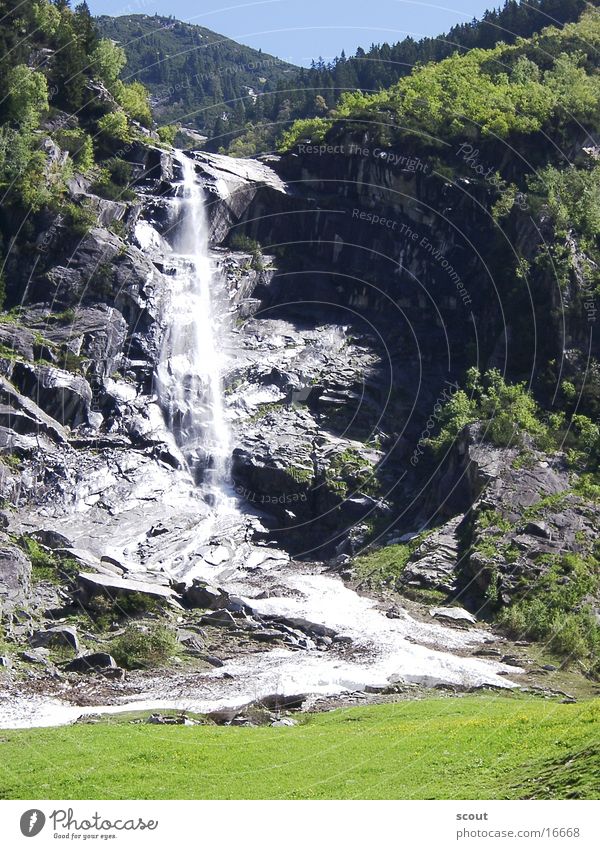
(98, 1, 594, 155)
(96, 14, 297, 142)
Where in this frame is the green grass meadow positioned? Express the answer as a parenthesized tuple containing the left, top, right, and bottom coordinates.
(0, 694, 598, 800)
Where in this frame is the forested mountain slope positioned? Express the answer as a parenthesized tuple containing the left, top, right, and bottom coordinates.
(98, 1, 595, 154)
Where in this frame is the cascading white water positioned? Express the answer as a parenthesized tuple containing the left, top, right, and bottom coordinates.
(157, 153, 231, 504)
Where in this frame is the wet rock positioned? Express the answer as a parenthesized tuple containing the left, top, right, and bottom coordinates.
(271, 616, 337, 639)
(65, 652, 117, 673)
(225, 595, 253, 615)
(99, 555, 127, 574)
(200, 654, 224, 667)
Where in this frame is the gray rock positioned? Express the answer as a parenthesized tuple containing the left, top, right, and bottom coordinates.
(0, 375, 68, 442)
(260, 693, 305, 711)
(76, 572, 178, 605)
(201, 654, 225, 667)
(401, 516, 462, 592)
(0, 325, 35, 361)
(19, 650, 48, 665)
(523, 521, 551, 539)
(65, 652, 116, 673)
(32, 625, 79, 652)
(30, 529, 72, 550)
(200, 609, 237, 627)
(183, 580, 223, 609)
(0, 543, 32, 619)
(253, 629, 283, 642)
(430, 607, 477, 625)
(225, 595, 252, 615)
(11, 361, 92, 428)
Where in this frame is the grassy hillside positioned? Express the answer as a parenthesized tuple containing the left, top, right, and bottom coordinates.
(0, 695, 598, 799)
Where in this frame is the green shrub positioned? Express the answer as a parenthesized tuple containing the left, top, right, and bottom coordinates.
(54, 128, 95, 173)
(17, 536, 78, 585)
(62, 201, 97, 238)
(5, 65, 49, 129)
(114, 81, 152, 127)
(352, 532, 432, 589)
(89, 161, 135, 202)
(110, 624, 178, 669)
(91, 39, 127, 89)
(97, 111, 131, 144)
(157, 125, 178, 146)
(428, 368, 546, 452)
(499, 553, 600, 671)
(278, 117, 331, 151)
(229, 233, 261, 252)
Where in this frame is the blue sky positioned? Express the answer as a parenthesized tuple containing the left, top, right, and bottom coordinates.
(88, 0, 499, 67)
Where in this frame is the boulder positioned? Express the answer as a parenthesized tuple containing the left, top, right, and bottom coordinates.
(259, 693, 305, 711)
(430, 607, 477, 626)
(401, 516, 462, 593)
(0, 376, 68, 442)
(200, 609, 236, 627)
(31, 625, 79, 652)
(19, 650, 48, 665)
(0, 325, 35, 361)
(182, 580, 223, 609)
(522, 520, 551, 539)
(76, 572, 178, 606)
(30, 529, 72, 550)
(65, 652, 117, 673)
(8, 361, 92, 428)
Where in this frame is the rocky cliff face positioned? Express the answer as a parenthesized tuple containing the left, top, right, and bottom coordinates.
(0, 138, 597, 726)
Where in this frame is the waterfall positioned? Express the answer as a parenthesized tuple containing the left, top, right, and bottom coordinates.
(157, 153, 231, 505)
